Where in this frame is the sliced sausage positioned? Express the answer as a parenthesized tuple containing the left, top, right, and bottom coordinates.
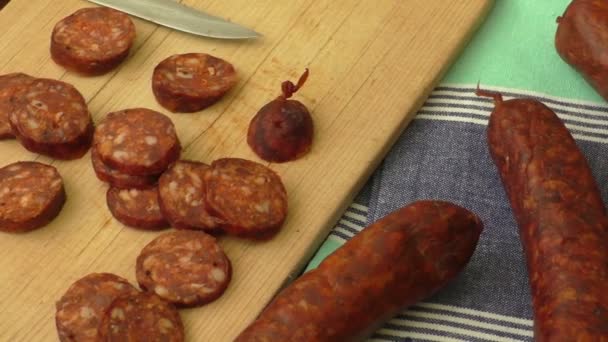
(106, 186, 168, 230)
(555, 0, 608, 101)
(204, 158, 287, 240)
(0, 161, 65, 233)
(478, 89, 608, 340)
(0, 72, 35, 139)
(248, 69, 313, 163)
(158, 160, 224, 232)
(93, 108, 180, 176)
(98, 292, 184, 342)
(51, 7, 136, 76)
(91, 147, 158, 189)
(55, 273, 139, 342)
(152, 53, 237, 113)
(235, 200, 483, 341)
(9, 78, 93, 160)
(136, 230, 231, 307)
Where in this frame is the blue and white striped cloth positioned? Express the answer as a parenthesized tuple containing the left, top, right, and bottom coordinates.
(322, 84, 608, 342)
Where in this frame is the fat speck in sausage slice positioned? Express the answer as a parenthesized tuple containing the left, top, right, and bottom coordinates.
(235, 200, 482, 341)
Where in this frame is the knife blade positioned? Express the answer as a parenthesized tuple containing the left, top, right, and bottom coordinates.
(87, 0, 261, 39)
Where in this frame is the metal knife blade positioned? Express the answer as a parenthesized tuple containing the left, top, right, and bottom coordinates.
(86, 0, 261, 39)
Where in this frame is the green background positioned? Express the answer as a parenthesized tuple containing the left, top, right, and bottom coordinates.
(444, 0, 603, 102)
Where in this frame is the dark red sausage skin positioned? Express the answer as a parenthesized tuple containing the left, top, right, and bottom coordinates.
(478, 89, 608, 341)
(555, 0, 608, 101)
(247, 69, 313, 163)
(235, 200, 482, 341)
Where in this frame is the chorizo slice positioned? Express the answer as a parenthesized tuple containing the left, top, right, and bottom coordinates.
(55, 273, 139, 342)
(235, 201, 483, 341)
(9, 78, 93, 160)
(0, 72, 35, 139)
(98, 292, 185, 342)
(93, 108, 180, 176)
(106, 186, 168, 230)
(51, 7, 136, 76)
(152, 53, 237, 113)
(0, 161, 65, 233)
(158, 161, 224, 232)
(136, 230, 232, 307)
(204, 158, 288, 239)
(479, 89, 608, 340)
(247, 69, 313, 163)
(91, 147, 158, 189)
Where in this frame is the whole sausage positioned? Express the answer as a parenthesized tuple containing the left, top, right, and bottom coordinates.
(235, 200, 482, 341)
(478, 89, 608, 340)
(555, 0, 608, 101)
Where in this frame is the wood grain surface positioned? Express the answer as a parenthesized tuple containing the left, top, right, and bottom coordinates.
(0, 0, 493, 340)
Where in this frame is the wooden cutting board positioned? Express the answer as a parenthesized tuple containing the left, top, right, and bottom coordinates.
(0, 0, 493, 340)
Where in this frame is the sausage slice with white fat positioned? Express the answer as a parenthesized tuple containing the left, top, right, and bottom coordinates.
(136, 230, 232, 307)
(0, 161, 65, 233)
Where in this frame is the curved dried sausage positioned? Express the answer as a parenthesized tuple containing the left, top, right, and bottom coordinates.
(158, 160, 224, 232)
(0, 161, 65, 233)
(0, 72, 34, 139)
(106, 186, 168, 230)
(55, 273, 139, 342)
(93, 108, 180, 176)
(152, 53, 237, 113)
(51, 7, 136, 76)
(91, 147, 158, 189)
(9, 78, 93, 160)
(136, 230, 232, 307)
(478, 89, 608, 340)
(555, 0, 608, 101)
(235, 201, 482, 341)
(204, 158, 287, 239)
(98, 292, 184, 342)
(247, 69, 313, 163)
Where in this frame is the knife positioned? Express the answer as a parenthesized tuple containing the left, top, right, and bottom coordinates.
(86, 0, 261, 40)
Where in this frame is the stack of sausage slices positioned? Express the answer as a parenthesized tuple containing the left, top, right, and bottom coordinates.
(57, 113, 289, 340)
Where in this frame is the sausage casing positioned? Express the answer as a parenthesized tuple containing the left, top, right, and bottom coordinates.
(235, 200, 482, 341)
